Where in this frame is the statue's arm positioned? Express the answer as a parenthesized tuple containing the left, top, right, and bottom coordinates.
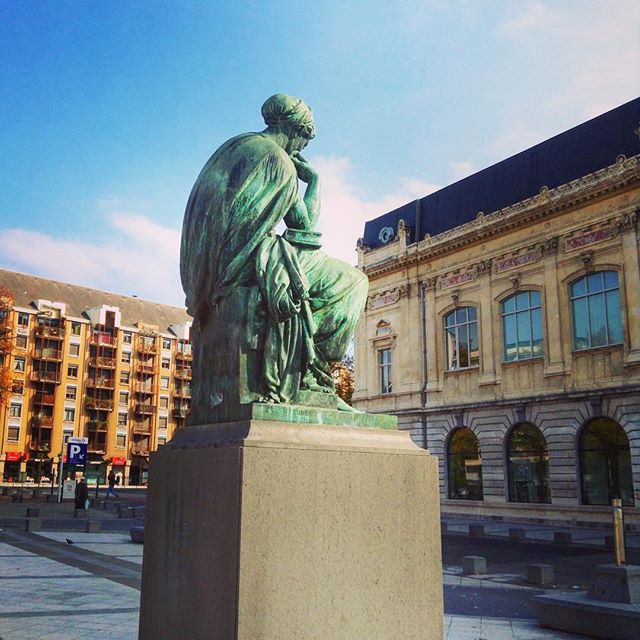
(285, 153, 320, 231)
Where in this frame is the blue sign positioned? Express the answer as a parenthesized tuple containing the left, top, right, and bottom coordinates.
(67, 441, 88, 465)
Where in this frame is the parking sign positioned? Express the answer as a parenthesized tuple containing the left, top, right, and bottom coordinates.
(67, 437, 88, 465)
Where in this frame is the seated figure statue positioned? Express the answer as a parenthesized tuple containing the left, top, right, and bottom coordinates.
(180, 94, 368, 423)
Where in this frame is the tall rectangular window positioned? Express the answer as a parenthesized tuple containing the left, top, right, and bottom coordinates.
(501, 291, 543, 361)
(67, 364, 78, 378)
(445, 307, 479, 370)
(65, 386, 77, 401)
(9, 403, 21, 418)
(71, 322, 82, 336)
(69, 343, 80, 357)
(378, 349, 392, 394)
(17, 313, 29, 327)
(14, 357, 25, 372)
(64, 408, 75, 422)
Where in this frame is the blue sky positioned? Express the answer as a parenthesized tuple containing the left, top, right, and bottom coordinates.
(1, 1, 638, 306)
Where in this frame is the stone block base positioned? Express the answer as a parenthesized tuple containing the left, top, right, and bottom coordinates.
(139, 419, 443, 640)
(588, 564, 640, 604)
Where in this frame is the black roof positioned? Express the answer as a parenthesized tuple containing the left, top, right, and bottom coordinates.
(363, 97, 640, 250)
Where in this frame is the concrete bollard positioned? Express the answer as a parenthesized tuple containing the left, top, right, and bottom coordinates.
(25, 518, 41, 532)
(527, 563, 554, 586)
(12, 493, 22, 503)
(509, 528, 525, 540)
(462, 555, 487, 575)
(26, 507, 40, 517)
(130, 526, 144, 544)
(554, 531, 572, 545)
(469, 524, 485, 537)
(86, 520, 102, 533)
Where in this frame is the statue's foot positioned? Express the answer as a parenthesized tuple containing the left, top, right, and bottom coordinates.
(335, 396, 362, 413)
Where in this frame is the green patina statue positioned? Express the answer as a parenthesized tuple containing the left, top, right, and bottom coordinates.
(180, 94, 368, 423)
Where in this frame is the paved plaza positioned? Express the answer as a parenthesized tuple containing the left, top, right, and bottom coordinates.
(0, 496, 633, 639)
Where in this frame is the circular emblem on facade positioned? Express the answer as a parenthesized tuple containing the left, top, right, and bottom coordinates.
(378, 226, 395, 244)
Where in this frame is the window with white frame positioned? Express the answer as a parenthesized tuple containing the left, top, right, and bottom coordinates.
(65, 386, 77, 401)
(378, 348, 392, 394)
(64, 408, 75, 422)
(444, 307, 479, 370)
(501, 291, 543, 361)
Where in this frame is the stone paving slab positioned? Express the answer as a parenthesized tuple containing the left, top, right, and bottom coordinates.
(35, 532, 144, 565)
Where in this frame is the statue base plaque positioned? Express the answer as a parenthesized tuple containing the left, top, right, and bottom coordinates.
(139, 417, 443, 640)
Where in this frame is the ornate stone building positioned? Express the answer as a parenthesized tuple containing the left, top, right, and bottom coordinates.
(353, 98, 640, 527)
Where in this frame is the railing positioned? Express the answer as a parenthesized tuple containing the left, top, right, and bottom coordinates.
(87, 442, 106, 454)
(88, 356, 116, 369)
(34, 325, 64, 339)
(173, 388, 192, 398)
(87, 419, 108, 431)
(134, 384, 155, 395)
(172, 407, 189, 418)
(85, 397, 114, 411)
(135, 362, 155, 374)
(29, 370, 61, 383)
(174, 366, 192, 379)
(175, 348, 192, 360)
(134, 403, 156, 415)
(33, 393, 55, 405)
(137, 340, 157, 354)
(32, 347, 63, 361)
(131, 445, 150, 456)
(86, 378, 115, 390)
(31, 415, 54, 428)
(28, 439, 52, 451)
(90, 333, 117, 347)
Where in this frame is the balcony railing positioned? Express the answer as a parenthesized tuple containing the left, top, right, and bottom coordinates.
(28, 439, 52, 452)
(85, 397, 114, 411)
(137, 340, 157, 354)
(172, 407, 189, 419)
(31, 415, 54, 428)
(134, 383, 156, 395)
(32, 347, 63, 361)
(131, 444, 150, 456)
(87, 419, 108, 431)
(88, 356, 116, 369)
(87, 442, 106, 454)
(90, 333, 117, 347)
(173, 388, 192, 399)
(86, 378, 115, 390)
(135, 362, 155, 374)
(174, 366, 192, 380)
(34, 326, 64, 339)
(33, 393, 55, 405)
(175, 348, 192, 361)
(134, 403, 156, 415)
(30, 370, 61, 383)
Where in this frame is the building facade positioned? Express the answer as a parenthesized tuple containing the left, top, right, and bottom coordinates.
(0, 269, 192, 486)
(353, 98, 640, 527)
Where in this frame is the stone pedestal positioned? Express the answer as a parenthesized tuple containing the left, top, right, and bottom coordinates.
(139, 416, 443, 640)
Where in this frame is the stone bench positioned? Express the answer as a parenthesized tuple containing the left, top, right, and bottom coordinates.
(527, 563, 554, 586)
(24, 518, 41, 532)
(462, 555, 487, 575)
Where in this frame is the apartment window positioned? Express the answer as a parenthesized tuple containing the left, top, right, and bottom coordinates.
(117, 413, 128, 427)
(160, 376, 170, 390)
(162, 338, 172, 350)
(62, 430, 74, 444)
(159, 396, 169, 409)
(122, 332, 132, 344)
(64, 408, 75, 422)
(14, 357, 25, 372)
(9, 403, 21, 418)
(121, 351, 131, 364)
(378, 349, 392, 394)
(119, 391, 129, 405)
(157, 436, 167, 446)
(7, 426, 20, 442)
(501, 291, 543, 361)
(15, 335, 27, 350)
(65, 386, 77, 401)
(161, 357, 170, 370)
(571, 271, 623, 350)
(71, 322, 82, 336)
(445, 307, 479, 370)
(69, 343, 80, 357)
(120, 371, 130, 385)
(17, 312, 29, 327)
(67, 364, 78, 378)
(158, 416, 168, 429)
(116, 433, 127, 448)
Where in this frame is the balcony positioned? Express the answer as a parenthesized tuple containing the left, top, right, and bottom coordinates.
(131, 444, 150, 456)
(172, 407, 189, 419)
(32, 347, 63, 361)
(33, 392, 55, 405)
(88, 356, 116, 369)
(31, 415, 54, 428)
(85, 397, 114, 411)
(134, 403, 156, 415)
(86, 378, 115, 390)
(174, 366, 192, 380)
(87, 440, 106, 455)
(28, 438, 52, 452)
(87, 419, 108, 431)
(135, 362, 155, 374)
(175, 348, 192, 361)
(34, 325, 65, 340)
(173, 388, 192, 399)
(90, 333, 117, 347)
(137, 340, 157, 354)
(134, 383, 155, 395)
(30, 370, 61, 384)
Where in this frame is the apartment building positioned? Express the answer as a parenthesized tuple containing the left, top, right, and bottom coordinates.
(0, 269, 192, 486)
(354, 97, 640, 527)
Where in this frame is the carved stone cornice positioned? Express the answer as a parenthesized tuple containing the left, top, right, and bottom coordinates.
(423, 277, 438, 292)
(473, 258, 493, 277)
(364, 155, 640, 279)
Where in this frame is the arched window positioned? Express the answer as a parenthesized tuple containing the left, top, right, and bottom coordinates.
(570, 271, 623, 350)
(447, 427, 483, 500)
(501, 291, 543, 361)
(444, 307, 479, 370)
(507, 423, 551, 503)
(580, 418, 634, 506)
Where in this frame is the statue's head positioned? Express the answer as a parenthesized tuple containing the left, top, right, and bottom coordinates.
(261, 94, 315, 152)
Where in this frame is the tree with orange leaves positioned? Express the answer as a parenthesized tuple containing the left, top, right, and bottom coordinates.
(331, 353, 354, 406)
(0, 286, 14, 408)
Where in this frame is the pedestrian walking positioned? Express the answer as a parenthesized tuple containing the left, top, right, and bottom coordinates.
(105, 469, 119, 498)
(74, 477, 89, 510)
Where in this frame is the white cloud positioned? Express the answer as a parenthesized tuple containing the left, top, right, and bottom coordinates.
(449, 161, 476, 182)
(313, 155, 440, 264)
(0, 205, 184, 306)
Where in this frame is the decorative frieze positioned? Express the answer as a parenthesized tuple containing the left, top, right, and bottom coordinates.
(439, 270, 477, 290)
(563, 211, 637, 253)
(368, 286, 408, 310)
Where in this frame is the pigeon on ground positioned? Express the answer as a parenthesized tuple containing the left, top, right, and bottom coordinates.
(65, 538, 74, 545)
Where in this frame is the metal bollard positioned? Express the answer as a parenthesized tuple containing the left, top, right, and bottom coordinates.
(612, 498, 626, 566)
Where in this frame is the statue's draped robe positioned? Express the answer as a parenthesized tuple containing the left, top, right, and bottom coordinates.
(181, 132, 368, 405)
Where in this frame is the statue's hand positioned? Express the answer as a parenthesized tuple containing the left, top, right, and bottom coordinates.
(291, 152, 318, 184)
